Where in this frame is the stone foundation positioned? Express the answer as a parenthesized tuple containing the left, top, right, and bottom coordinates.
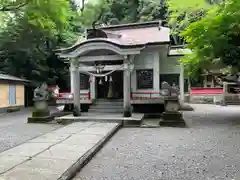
(123, 110, 131, 117)
(159, 111, 186, 127)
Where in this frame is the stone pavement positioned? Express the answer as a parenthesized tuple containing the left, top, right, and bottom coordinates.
(56, 113, 144, 122)
(73, 104, 240, 180)
(0, 121, 120, 180)
(0, 107, 62, 153)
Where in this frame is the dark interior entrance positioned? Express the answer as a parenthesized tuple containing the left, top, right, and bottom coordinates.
(96, 71, 123, 99)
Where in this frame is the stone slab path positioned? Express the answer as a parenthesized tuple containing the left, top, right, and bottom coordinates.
(56, 113, 144, 122)
(0, 121, 120, 180)
(0, 107, 62, 153)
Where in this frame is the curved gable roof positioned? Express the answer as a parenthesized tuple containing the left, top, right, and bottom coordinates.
(56, 21, 170, 54)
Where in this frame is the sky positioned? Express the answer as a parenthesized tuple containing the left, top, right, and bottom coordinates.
(74, 0, 89, 7)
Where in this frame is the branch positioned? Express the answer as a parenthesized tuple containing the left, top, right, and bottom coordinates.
(92, 8, 104, 29)
(0, 1, 28, 12)
(80, 0, 85, 12)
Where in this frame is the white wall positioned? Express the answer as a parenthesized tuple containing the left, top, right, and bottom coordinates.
(160, 55, 181, 74)
(131, 46, 181, 96)
(131, 50, 160, 98)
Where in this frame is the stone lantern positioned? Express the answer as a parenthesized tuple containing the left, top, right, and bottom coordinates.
(159, 82, 186, 127)
(28, 83, 53, 123)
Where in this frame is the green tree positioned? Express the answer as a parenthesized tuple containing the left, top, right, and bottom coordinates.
(78, 0, 168, 27)
(0, 0, 169, 89)
(0, 0, 78, 88)
(168, 0, 222, 45)
(181, 0, 240, 77)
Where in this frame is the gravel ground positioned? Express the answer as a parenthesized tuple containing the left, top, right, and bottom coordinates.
(0, 107, 62, 153)
(74, 104, 240, 180)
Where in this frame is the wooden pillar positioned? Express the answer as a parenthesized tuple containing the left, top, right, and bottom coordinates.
(222, 82, 227, 106)
(211, 77, 214, 87)
(153, 52, 160, 93)
(123, 56, 131, 117)
(71, 60, 81, 116)
(204, 76, 207, 87)
(90, 76, 96, 100)
(179, 63, 185, 101)
(70, 63, 74, 93)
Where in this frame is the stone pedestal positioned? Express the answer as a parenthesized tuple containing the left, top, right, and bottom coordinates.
(159, 98, 186, 127)
(28, 100, 53, 123)
(73, 106, 81, 117)
(123, 109, 131, 117)
(159, 111, 185, 127)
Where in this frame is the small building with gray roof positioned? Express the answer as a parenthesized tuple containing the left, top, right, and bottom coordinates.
(0, 73, 29, 113)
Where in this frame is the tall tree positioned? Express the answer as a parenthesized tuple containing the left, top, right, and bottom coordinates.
(78, 0, 168, 27)
(0, 0, 78, 87)
(181, 0, 240, 78)
(167, 0, 222, 45)
(0, 0, 169, 88)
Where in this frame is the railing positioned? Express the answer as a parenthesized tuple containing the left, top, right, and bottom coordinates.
(130, 92, 164, 100)
(57, 91, 91, 100)
(189, 87, 224, 104)
(190, 87, 223, 95)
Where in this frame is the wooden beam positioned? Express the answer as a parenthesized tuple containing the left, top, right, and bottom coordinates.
(77, 55, 124, 62)
(78, 65, 124, 72)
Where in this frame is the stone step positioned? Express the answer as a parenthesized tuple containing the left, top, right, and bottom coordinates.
(95, 99, 123, 104)
(87, 112, 123, 115)
(91, 104, 123, 109)
(97, 99, 123, 102)
(95, 102, 123, 106)
(141, 119, 161, 128)
(88, 108, 123, 113)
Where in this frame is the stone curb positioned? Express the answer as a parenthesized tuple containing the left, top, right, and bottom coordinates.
(57, 122, 122, 180)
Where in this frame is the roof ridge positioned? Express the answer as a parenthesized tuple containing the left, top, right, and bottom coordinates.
(94, 21, 163, 30)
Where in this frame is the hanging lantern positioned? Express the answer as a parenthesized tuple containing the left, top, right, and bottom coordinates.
(99, 78, 103, 85)
(105, 76, 108, 82)
(109, 76, 113, 82)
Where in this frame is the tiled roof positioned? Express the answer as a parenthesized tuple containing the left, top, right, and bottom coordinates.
(104, 26, 170, 45)
(56, 21, 170, 53)
(0, 73, 29, 82)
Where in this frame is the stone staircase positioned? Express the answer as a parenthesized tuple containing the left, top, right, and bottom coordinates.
(88, 99, 124, 114)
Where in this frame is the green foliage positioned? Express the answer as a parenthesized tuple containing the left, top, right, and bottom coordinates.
(0, 0, 169, 89)
(0, 0, 72, 34)
(138, 0, 168, 22)
(78, 0, 168, 27)
(167, 0, 221, 45)
(181, 0, 240, 76)
(0, 0, 78, 87)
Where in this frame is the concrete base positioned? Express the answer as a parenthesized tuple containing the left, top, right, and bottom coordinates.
(0, 105, 24, 114)
(73, 106, 81, 117)
(123, 110, 131, 117)
(123, 120, 141, 127)
(55, 113, 144, 122)
(159, 111, 186, 127)
(141, 119, 161, 128)
(28, 116, 54, 123)
(28, 108, 53, 123)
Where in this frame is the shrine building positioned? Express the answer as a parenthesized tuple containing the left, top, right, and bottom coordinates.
(56, 21, 189, 117)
